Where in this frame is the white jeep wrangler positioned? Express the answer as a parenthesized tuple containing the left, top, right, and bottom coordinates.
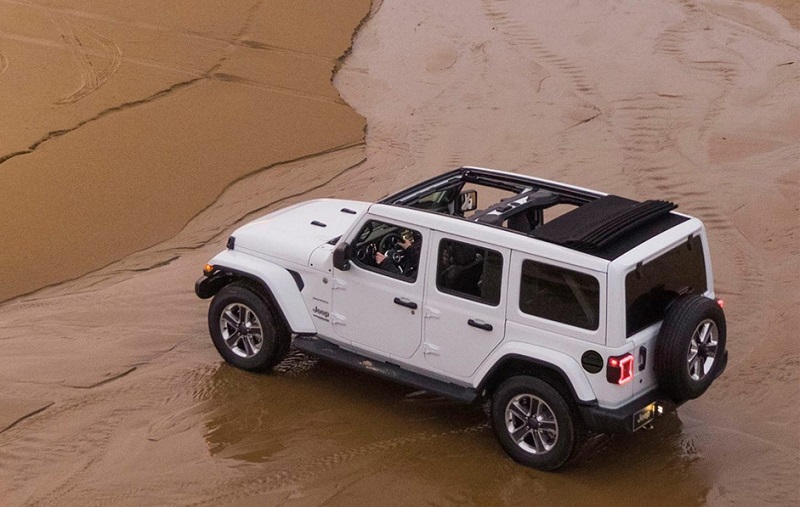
(195, 167, 727, 470)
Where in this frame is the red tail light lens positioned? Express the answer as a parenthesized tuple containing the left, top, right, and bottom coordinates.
(716, 298, 724, 308)
(607, 353, 634, 385)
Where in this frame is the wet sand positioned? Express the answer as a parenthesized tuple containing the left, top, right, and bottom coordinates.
(0, 0, 368, 302)
(1, 0, 799, 505)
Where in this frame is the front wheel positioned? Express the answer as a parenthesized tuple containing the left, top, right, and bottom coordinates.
(490, 376, 580, 471)
(208, 283, 290, 372)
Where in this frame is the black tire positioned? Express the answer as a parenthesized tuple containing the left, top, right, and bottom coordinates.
(655, 295, 727, 403)
(490, 376, 580, 471)
(208, 283, 290, 372)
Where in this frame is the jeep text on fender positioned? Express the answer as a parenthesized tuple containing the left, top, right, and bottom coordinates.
(196, 167, 728, 471)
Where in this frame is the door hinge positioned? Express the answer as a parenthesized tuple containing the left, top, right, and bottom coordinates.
(331, 313, 347, 326)
(331, 278, 347, 290)
(423, 342, 440, 356)
(424, 307, 441, 319)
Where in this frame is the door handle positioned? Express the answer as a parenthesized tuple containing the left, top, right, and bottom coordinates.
(393, 297, 418, 310)
(468, 319, 493, 331)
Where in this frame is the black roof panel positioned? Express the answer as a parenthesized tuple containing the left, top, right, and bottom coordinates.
(532, 195, 687, 260)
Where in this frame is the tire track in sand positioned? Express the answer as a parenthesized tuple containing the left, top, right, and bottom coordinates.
(614, 2, 767, 351)
(180, 422, 490, 507)
(1, 365, 210, 505)
(0, 50, 8, 76)
(657, 1, 768, 317)
(480, 0, 599, 102)
(479, 0, 605, 179)
(2, 357, 488, 505)
(46, 11, 122, 105)
(655, 2, 739, 139)
(83, 422, 489, 506)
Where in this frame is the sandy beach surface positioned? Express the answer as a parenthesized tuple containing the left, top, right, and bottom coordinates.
(1, 0, 798, 505)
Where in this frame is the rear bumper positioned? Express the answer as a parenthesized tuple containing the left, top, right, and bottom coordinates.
(578, 390, 678, 434)
(579, 350, 728, 434)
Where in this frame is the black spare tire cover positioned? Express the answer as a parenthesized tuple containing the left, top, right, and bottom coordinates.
(654, 295, 727, 403)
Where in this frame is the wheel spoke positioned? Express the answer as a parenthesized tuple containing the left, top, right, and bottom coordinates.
(696, 357, 706, 378)
(687, 345, 698, 363)
(706, 343, 718, 357)
(689, 356, 699, 377)
(689, 356, 707, 379)
(540, 420, 557, 432)
(222, 309, 239, 327)
(531, 430, 545, 453)
(241, 335, 254, 356)
(248, 309, 258, 328)
(510, 426, 531, 444)
(509, 400, 530, 421)
(698, 322, 711, 345)
(224, 330, 241, 348)
(535, 399, 546, 419)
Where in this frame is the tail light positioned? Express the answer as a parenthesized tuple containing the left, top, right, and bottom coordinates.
(716, 298, 724, 308)
(607, 353, 634, 385)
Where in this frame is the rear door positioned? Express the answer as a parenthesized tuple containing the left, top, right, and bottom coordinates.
(421, 232, 509, 377)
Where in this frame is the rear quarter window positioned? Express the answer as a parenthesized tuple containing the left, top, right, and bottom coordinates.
(625, 235, 707, 336)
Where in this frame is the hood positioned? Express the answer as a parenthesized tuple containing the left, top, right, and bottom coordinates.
(231, 198, 369, 266)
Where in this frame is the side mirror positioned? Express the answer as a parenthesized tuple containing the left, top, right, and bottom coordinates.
(333, 241, 351, 271)
(458, 189, 478, 213)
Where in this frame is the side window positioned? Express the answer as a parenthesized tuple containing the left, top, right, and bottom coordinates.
(519, 260, 599, 330)
(437, 239, 503, 305)
(350, 220, 422, 282)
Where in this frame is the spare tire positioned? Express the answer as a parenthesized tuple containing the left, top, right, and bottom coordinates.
(654, 295, 727, 403)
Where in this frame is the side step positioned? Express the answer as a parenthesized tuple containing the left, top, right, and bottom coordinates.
(293, 336, 479, 404)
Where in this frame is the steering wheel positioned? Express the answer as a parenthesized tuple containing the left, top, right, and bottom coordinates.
(355, 243, 376, 262)
(390, 248, 406, 264)
(379, 233, 403, 253)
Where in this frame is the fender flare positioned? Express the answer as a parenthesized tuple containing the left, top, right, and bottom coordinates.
(474, 342, 597, 403)
(207, 250, 317, 334)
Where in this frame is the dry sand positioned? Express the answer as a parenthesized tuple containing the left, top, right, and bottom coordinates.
(1, 0, 799, 505)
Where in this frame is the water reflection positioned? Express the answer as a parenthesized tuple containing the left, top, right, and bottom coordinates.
(195, 350, 712, 504)
(197, 349, 486, 463)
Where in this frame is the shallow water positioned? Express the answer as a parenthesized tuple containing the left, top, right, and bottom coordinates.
(1, 0, 799, 505)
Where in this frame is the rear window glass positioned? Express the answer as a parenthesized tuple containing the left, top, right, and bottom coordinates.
(520, 260, 600, 330)
(625, 235, 707, 336)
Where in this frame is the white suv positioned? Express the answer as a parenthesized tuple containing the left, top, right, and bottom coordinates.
(195, 167, 728, 470)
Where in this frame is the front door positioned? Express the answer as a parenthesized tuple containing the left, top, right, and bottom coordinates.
(422, 233, 509, 377)
(331, 218, 428, 359)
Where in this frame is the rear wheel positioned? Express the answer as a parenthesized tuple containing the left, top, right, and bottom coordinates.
(490, 376, 580, 471)
(208, 283, 290, 372)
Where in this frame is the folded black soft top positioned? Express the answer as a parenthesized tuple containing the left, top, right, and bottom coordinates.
(532, 195, 687, 260)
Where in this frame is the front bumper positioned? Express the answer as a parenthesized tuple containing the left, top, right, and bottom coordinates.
(194, 271, 228, 299)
